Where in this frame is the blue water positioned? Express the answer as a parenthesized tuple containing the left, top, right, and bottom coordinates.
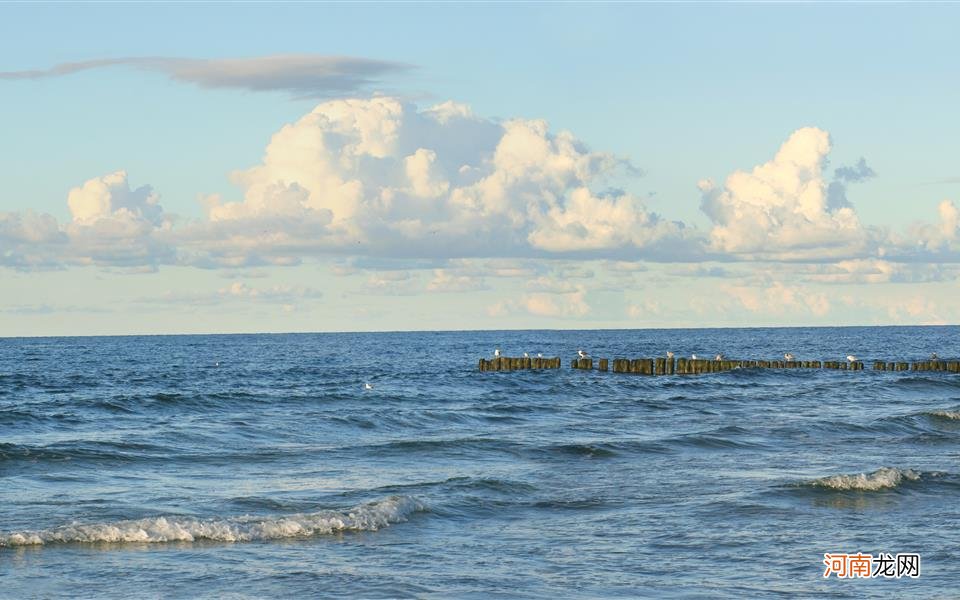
(2, 327, 959, 598)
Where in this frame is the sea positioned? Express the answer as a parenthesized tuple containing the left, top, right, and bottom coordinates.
(1, 327, 958, 598)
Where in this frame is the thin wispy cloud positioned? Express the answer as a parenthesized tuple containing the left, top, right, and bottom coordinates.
(0, 54, 412, 97)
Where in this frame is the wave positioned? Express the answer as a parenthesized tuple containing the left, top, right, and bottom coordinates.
(0, 495, 425, 547)
(662, 426, 764, 451)
(927, 410, 960, 421)
(802, 467, 922, 491)
(891, 376, 960, 391)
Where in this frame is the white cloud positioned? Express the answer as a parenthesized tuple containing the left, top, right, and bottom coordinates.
(425, 269, 487, 293)
(146, 281, 322, 306)
(800, 258, 959, 284)
(626, 299, 662, 319)
(909, 199, 959, 252)
(486, 285, 591, 318)
(700, 127, 872, 260)
(0, 210, 64, 268)
(524, 288, 590, 317)
(4, 111, 960, 283)
(66, 170, 164, 226)
(725, 282, 831, 317)
(64, 171, 175, 267)
(199, 97, 683, 261)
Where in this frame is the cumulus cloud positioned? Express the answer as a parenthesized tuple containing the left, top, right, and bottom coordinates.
(2, 171, 173, 269)
(908, 199, 960, 252)
(66, 170, 164, 225)
(64, 171, 175, 267)
(5, 108, 959, 281)
(0, 55, 410, 98)
(700, 127, 873, 260)
(193, 96, 685, 262)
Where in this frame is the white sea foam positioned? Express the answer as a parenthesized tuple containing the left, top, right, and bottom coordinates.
(807, 467, 921, 491)
(1, 495, 424, 547)
(929, 410, 960, 420)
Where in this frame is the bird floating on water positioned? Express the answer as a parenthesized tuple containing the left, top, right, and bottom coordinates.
(846, 355, 857, 363)
(578, 349, 590, 359)
(784, 353, 795, 361)
(494, 348, 501, 358)
(364, 383, 374, 390)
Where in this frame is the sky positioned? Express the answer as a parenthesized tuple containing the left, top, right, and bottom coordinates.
(1, 2, 958, 336)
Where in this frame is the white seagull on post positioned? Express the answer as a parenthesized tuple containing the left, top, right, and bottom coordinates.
(577, 350, 590, 359)
(784, 353, 795, 361)
(494, 348, 501, 358)
(666, 351, 674, 359)
(846, 355, 857, 363)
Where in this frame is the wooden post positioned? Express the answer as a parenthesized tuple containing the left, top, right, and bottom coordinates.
(599, 358, 608, 371)
(655, 357, 665, 375)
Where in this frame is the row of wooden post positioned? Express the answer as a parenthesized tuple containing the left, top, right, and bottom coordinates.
(478, 357, 561, 371)
(876, 360, 960, 372)
(480, 356, 960, 374)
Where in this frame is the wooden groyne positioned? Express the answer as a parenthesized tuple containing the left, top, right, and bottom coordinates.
(478, 357, 561, 372)
(482, 356, 960, 375)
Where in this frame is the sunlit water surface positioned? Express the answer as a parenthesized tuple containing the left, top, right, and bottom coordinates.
(2, 328, 959, 598)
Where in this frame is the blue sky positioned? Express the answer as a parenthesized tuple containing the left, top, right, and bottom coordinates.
(1, 3, 958, 335)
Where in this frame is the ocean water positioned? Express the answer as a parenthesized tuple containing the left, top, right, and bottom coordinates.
(1, 327, 959, 598)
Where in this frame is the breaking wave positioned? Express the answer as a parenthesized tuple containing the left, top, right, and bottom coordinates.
(927, 410, 960, 421)
(0, 495, 425, 547)
(803, 467, 921, 491)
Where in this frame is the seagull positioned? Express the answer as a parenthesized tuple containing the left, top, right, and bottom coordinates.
(715, 353, 724, 361)
(931, 352, 939, 360)
(577, 350, 590, 359)
(691, 354, 698, 360)
(846, 355, 857, 363)
(364, 383, 374, 390)
(784, 353, 795, 361)
(523, 352, 529, 358)
(666, 351, 675, 359)
(494, 348, 501, 358)
(214, 361, 220, 367)
(537, 352, 543, 358)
